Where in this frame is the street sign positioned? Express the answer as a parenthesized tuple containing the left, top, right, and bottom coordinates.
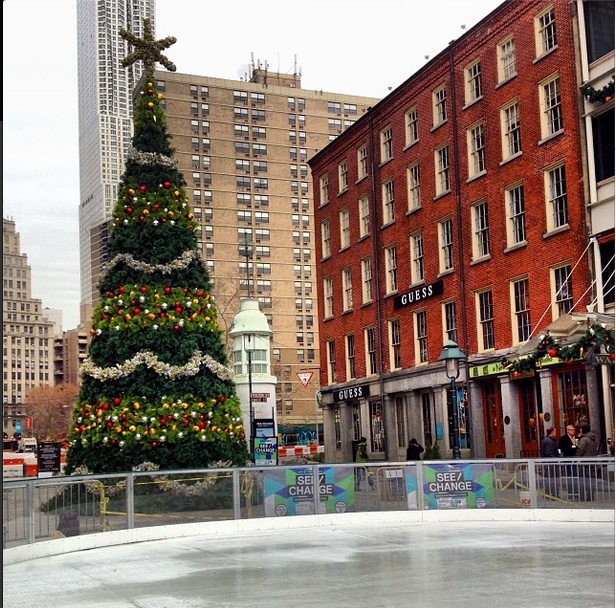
(297, 371, 313, 387)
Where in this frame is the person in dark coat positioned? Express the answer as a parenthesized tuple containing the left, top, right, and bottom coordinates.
(540, 427, 559, 498)
(406, 438, 424, 461)
(558, 425, 579, 457)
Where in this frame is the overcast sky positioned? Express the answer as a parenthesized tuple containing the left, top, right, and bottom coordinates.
(3, 0, 503, 330)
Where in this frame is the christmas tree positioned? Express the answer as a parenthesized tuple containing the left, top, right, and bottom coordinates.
(66, 20, 249, 474)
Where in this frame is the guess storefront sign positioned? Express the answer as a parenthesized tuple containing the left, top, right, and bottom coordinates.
(333, 384, 370, 403)
(394, 280, 443, 309)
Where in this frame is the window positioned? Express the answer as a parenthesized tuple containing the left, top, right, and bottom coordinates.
(359, 195, 370, 238)
(501, 101, 521, 159)
(498, 36, 517, 82)
(592, 109, 615, 183)
(477, 290, 495, 351)
(465, 61, 482, 104)
(435, 145, 450, 195)
(433, 86, 447, 126)
(545, 164, 568, 230)
(407, 163, 421, 211)
(346, 334, 356, 380)
(506, 184, 526, 246)
(512, 277, 531, 343)
(357, 145, 368, 180)
(342, 267, 353, 311)
(382, 180, 395, 224)
(233, 90, 248, 103)
(326, 340, 336, 384)
(535, 6, 557, 56)
(405, 106, 419, 145)
(321, 221, 331, 258)
(414, 310, 428, 364)
(553, 264, 573, 317)
(443, 301, 457, 343)
(472, 200, 490, 260)
(438, 218, 454, 273)
(328, 118, 342, 131)
(339, 208, 350, 249)
(540, 76, 562, 138)
(584, 1, 615, 62)
(319, 174, 329, 206)
(385, 245, 398, 293)
(361, 258, 373, 303)
(365, 327, 377, 375)
(323, 277, 334, 318)
(410, 231, 424, 284)
(380, 126, 393, 162)
(389, 319, 402, 370)
(328, 101, 341, 113)
(338, 160, 348, 192)
(467, 123, 486, 177)
(252, 126, 266, 139)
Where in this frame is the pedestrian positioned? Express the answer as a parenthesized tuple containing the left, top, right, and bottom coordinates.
(577, 425, 599, 501)
(354, 437, 372, 490)
(577, 425, 598, 457)
(406, 438, 424, 461)
(558, 425, 579, 457)
(540, 426, 559, 498)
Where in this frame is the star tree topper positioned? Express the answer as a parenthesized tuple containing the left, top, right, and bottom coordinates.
(119, 18, 177, 74)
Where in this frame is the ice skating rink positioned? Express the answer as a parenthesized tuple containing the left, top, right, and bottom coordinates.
(3, 519, 614, 608)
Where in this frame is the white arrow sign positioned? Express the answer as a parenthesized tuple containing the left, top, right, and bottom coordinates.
(297, 371, 313, 387)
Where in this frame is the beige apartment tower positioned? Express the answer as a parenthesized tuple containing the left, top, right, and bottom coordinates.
(2, 219, 56, 437)
(143, 66, 380, 432)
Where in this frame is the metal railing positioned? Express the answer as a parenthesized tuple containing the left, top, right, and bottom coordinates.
(3, 457, 614, 549)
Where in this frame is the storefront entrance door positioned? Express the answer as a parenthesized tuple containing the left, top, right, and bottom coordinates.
(483, 382, 505, 458)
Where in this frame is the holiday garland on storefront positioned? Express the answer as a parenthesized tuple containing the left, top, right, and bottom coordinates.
(502, 322, 615, 374)
(581, 77, 614, 103)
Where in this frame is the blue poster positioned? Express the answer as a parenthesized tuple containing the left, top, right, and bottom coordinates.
(405, 463, 495, 509)
(263, 466, 354, 516)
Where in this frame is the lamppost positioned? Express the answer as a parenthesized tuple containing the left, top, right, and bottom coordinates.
(244, 333, 256, 462)
(438, 339, 467, 460)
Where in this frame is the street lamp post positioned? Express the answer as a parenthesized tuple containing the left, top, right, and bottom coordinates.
(244, 333, 256, 462)
(438, 339, 467, 460)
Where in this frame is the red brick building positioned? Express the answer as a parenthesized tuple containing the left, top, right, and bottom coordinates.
(309, 0, 614, 462)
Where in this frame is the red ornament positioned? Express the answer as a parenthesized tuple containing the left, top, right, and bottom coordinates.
(147, 89, 153, 95)
(139, 185, 147, 192)
(197, 290, 204, 297)
(175, 306, 183, 314)
(102, 403, 109, 410)
(113, 397, 122, 405)
(118, 286, 125, 294)
(219, 396, 226, 403)
(610, 352, 615, 361)
(106, 422, 113, 428)
(174, 324, 181, 331)
(164, 287, 172, 295)
(140, 286, 148, 293)
(163, 181, 171, 189)
(548, 348, 558, 358)
(153, 203, 160, 210)
(126, 207, 134, 215)
(160, 418, 167, 425)
(133, 308, 141, 315)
